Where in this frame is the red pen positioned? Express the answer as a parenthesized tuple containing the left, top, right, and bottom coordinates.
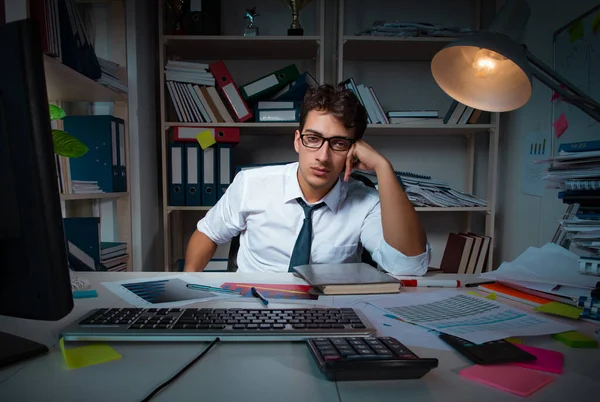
(401, 279, 461, 288)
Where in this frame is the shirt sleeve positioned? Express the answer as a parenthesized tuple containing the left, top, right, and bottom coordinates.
(360, 200, 431, 276)
(196, 171, 247, 245)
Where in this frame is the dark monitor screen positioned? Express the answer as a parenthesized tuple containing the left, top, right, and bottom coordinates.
(0, 18, 73, 322)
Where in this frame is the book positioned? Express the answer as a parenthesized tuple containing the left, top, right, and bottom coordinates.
(292, 263, 401, 295)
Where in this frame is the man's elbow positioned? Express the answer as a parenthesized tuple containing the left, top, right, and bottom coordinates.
(183, 230, 218, 272)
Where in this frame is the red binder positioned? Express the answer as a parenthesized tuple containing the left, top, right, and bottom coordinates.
(173, 126, 240, 144)
(209, 60, 253, 122)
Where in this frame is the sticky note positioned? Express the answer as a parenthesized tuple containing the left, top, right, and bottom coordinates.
(510, 344, 564, 374)
(466, 291, 496, 300)
(534, 301, 583, 319)
(505, 337, 522, 344)
(550, 84, 566, 102)
(592, 11, 600, 33)
(553, 113, 569, 137)
(196, 130, 216, 149)
(460, 364, 553, 397)
(552, 330, 598, 348)
(568, 19, 584, 43)
(60, 338, 122, 369)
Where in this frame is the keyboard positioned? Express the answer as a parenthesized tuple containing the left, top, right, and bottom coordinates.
(59, 307, 376, 341)
(307, 336, 439, 381)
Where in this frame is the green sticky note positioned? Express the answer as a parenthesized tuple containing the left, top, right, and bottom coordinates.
(466, 291, 496, 300)
(195, 130, 216, 149)
(534, 302, 583, 319)
(505, 337, 522, 344)
(552, 331, 598, 348)
(568, 19, 584, 43)
(593, 11, 600, 33)
(60, 338, 122, 369)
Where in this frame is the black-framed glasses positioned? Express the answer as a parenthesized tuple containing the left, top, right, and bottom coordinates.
(300, 133, 355, 152)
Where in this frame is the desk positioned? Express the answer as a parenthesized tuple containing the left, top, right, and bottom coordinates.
(0, 272, 598, 402)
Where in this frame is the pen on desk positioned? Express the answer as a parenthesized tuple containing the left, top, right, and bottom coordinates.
(465, 280, 496, 288)
(186, 283, 239, 294)
(251, 287, 269, 306)
(401, 279, 461, 288)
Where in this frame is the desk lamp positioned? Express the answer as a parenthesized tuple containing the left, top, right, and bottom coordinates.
(430, 0, 600, 123)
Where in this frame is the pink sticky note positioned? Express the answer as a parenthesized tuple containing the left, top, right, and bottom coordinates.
(550, 84, 566, 101)
(460, 365, 554, 397)
(510, 344, 564, 374)
(553, 113, 569, 137)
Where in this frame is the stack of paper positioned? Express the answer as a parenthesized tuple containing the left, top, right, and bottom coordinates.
(96, 57, 128, 94)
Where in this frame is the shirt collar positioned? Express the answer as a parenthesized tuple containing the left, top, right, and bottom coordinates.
(283, 163, 348, 213)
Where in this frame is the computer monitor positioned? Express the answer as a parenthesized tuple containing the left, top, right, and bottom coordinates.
(0, 19, 74, 367)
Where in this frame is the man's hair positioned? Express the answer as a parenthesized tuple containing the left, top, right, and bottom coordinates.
(299, 84, 368, 140)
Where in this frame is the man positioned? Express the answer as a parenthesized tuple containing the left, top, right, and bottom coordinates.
(184, 84, 430, 274)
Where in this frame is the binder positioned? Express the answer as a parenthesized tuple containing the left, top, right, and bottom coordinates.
(256, 107, 300, 122)
(272, 71, 318, 101)
(239, 64, 300, 101)
(185, 143, 202, 206)
(169, 142, 186, 206)
(62, 217, 103, 271)
(64, 115, 124, 193)
(173, 126, 240, 144)
(202, 146, 217, 206)
(209, 60, 253, 122)
(118, 120, 127, 192)
(216, 143, 232, 200)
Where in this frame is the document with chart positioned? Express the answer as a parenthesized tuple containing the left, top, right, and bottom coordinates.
(381, 291, 575, 344)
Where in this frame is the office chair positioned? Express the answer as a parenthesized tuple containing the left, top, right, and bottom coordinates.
(226, 173, 379, 271)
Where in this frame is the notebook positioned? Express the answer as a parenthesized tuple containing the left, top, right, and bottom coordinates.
(292, 263, 401, 295)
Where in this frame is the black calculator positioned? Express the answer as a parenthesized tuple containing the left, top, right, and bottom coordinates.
(438, 333, 537, 365)
(306, 336, 439, 381)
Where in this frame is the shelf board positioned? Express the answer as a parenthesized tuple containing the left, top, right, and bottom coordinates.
(163, 35, 321, 60)
(167, 206, 212, 213)
(343, 36, 456, 61)
(164, 122, 494, 136)
(61, 192, 129, 200)
(365, 123, 495, 135)
(44, 55, 127, 102)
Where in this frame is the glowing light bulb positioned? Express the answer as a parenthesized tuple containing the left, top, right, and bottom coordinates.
(472, 49, 507, 78)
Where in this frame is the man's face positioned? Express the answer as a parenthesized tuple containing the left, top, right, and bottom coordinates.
(294, 110, 355, 194)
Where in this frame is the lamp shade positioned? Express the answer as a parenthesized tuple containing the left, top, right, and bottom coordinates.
(431, 31, 533, 112)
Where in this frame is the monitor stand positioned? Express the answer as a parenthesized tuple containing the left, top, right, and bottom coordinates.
(0, 331, 49, 369)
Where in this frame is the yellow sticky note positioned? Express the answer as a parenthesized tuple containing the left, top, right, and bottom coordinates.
(505, 337, 522, 344)
(60, 338, 122, 369)
(568, 19, 584, 43)
(196, 130, 216, 149)
(593, 11, 600, 33)
(534, 302, 583, 319)
(466, 291, 496, 300)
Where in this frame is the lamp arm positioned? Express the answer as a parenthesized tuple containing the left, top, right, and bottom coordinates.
(524, 48, 600, 123)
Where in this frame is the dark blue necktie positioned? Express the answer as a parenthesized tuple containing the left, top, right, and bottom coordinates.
(288, 198, 325, 272)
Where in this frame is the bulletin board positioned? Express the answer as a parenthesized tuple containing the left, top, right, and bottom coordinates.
(552, 4, 600, 155)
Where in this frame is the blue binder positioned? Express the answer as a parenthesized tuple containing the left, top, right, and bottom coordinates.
(202, 146, 217, 206)
(64, 115, 124, 193)
(117, 120, 127, 192)
(169, 142, 186, 206)
(216, 143, 232, 200)
(62, 217, 103, 271)
(185, 143, 202, 206)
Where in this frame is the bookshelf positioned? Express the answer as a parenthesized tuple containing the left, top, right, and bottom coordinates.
(41, 0, 133, 271)
(337, 0, 499, 272)
(158, 0, 500, 272)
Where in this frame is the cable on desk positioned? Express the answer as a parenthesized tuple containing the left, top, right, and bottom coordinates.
(140, 337, 220, 402)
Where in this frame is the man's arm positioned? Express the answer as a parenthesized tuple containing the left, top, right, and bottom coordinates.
(183, 230, 218, 272)
(374, 161, 427, 256)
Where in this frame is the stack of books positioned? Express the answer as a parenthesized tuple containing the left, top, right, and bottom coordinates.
(70, 180, 101, 194)
(443, 100, 486, 124)
(439, 232, 491, 274)
(101, 242, 129, 272)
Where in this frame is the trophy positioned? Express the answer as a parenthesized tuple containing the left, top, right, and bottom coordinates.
(166, 0, 186, 35)
(282, 0, 312, 36)
(244, 7, 260, 36)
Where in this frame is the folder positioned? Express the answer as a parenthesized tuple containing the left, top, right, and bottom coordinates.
(169, 142, 186, 206)
(173, 126, 240, 144)
(202, 146, 217, 206)
(239, 64, 300, 101)
(62, 217, 103, 271)
(64, 115, 124, 193)
(209, 60, 253, 122)
(272, 71, 318, 101)
(118, 121, 127, 192)
(185, 143, 202, 206)
(216, 143, 232, 200)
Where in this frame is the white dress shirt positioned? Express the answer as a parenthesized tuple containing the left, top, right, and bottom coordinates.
(197, 162, 430, 275)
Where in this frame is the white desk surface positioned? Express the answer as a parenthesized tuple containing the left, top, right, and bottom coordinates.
(0, 271, 599, 402)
